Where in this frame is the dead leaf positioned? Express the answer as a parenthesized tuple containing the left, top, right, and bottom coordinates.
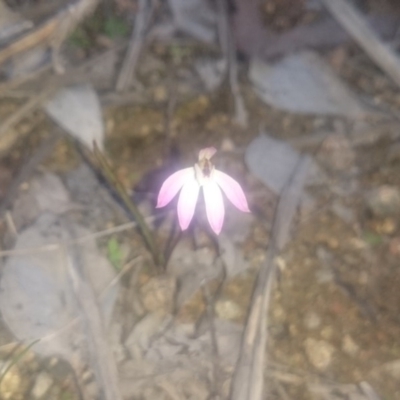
(44, 84, 104, 150)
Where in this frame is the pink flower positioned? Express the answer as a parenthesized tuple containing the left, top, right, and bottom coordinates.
(156, 147, 250, 234)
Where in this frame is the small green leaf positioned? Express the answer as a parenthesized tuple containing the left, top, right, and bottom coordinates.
(104, 16, 130, 39)
(60, 391, 75, 400)
(363, 231, 383, 246)
(68, 27, 91, 49)
(107, 237, 123, 271)
(0, 339, 40, 386)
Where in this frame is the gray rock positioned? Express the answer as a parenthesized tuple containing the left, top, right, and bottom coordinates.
(249, 52, 366, 117)
(0, 213, 119, 361)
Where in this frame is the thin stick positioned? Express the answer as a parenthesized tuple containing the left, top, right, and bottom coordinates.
(201, 283, 222, 399)
(229, 157, 311, 400)
(217, 0, 248, 126)
(320, 0, 400, 88)
(62, 225, 122, 400)
(0, 0, 99, 69)
(115, 0, 153, 91)
(0, 43, 127, 144)
(0, 217, 157, 258)
(0, 64, 51, 94)
(0, 16, 60, 66)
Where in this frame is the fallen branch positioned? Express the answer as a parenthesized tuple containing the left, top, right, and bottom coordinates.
(63, 223, 122, 400)
(320, 0, 400, 88)
(229, 156, 311, 400)
(0, 15, 59, 67)
(0, 0, 99, 72)
(0, 43, 126, 142)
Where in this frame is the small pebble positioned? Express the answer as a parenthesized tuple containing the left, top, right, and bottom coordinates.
(365, 186, 400, 217)
(304, 338, 335, 370)
(31, 372, 53, 399)
(215, 299, 242, 320)
(342, 334, 359, 356)
(318, 133, 355, 171)
(140, 275, 176, 314)
(153, 85, 168, 102)
(303, 312, 321, 330)
(315, 268, 334, 284)
(220, 137, 236, 152)
(320, 326, 334, 340)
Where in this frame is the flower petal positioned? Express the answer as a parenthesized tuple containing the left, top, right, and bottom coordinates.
(156, 168, 194, 208)
(198, 147, 217, 161)
(177, 177, 200, 230)
(203, 180, 225, 235)
(213, 170, 250, 212)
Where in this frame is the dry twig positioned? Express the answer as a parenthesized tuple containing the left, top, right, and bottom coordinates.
(0, 0, 100, 72)
(229, 157, 311, 400)
(320, 0, 400, 88)
(62, 222, 122, 400)
(201, 283, 222, 399)
(0, 43, 126, 142)
(0, 217, 156, 258)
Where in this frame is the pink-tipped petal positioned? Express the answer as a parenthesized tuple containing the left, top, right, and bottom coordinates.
(213, 170, 250, 212)
(156, 168, 194, 208)
(177, 177, 200, 230)
(203, 181, 225, 235)
(198, 147, 217, 161)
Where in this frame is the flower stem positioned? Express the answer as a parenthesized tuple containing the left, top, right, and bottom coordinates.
(93, 143, 164, 267)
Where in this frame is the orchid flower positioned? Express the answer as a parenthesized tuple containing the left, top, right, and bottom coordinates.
(156, 147, 250, 234)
